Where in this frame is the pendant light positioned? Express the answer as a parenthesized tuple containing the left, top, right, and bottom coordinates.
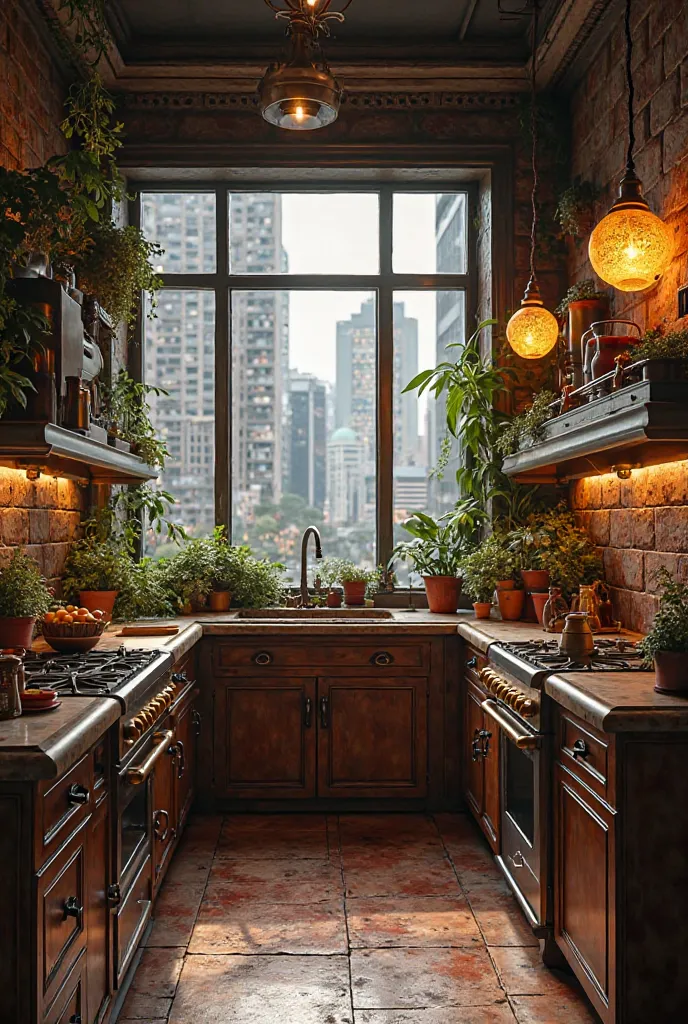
(258, 1, 352, 131)
(506, 2, 559, 360)
(588, 0, 673, 291)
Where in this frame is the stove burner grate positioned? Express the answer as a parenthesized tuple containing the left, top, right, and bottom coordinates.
(22, 647, 164, 695)
(497, 638, 650, 673)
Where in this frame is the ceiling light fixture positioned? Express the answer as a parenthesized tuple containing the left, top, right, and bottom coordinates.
(588, 0, 673, 291)
(258, 0, 353, 131)
(506, 1, 559, 360)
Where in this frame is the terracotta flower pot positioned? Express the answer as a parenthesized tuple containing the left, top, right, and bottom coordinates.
(653, 651, 688, 694)
(473, 602, 492, 620)
(531, 591, 550, 627)
(209, 590, 232, 612)
(521, 569, 550, 591)
(343, 580, 367, 606)
(497, 579, 515, 591)
(0, 616, 36, 649)
(497, 588, 525, 621)
(326, 590, 343, 608)
(79, 591, 117, 620)
(423, 575, 461, 614)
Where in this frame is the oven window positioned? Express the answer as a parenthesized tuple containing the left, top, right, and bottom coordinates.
(121, 785, 149, 877)
(505, 742, 535, 844)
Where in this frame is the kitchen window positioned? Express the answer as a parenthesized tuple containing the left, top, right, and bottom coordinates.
(139, 186, 476, 580)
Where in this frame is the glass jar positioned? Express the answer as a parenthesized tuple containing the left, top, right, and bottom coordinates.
(0, 655, 23, 720)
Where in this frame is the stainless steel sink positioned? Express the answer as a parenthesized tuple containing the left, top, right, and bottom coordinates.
(235, 608, 394, 620)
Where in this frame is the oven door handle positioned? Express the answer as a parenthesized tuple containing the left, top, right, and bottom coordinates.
(125, 730, 175, 785)
(481, 700, 541, 750)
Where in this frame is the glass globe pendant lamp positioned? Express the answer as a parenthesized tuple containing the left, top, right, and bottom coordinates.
(506, 2, 559, 360)
(588, 0, 673, 291)
(258, 1, 353, 131)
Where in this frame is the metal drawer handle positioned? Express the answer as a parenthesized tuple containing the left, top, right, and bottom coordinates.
(320, 695, 329, 729)
(67, 783, 89, 806)
(479, 728, 492, 758)
(509, 851, 525, 869)
(154, 808, 170, 842)
(107, 884, 121, 907)
(254, 652, 273, 666)
(192, 709, 202, 735)
(304, 697, 312, 728)
(69, 1016, 81, 1024)
(175, 739, 186, 779)
(572, 739, 589, 760)
(172, 671, 188, 683)
(481, 700, 541, 750)
(126, 729, 175, 785)
(63, 896, 83, 923)
(471, 729, 483, 762)
(371, 651, 394, 667)
(466, 656, 477, 668)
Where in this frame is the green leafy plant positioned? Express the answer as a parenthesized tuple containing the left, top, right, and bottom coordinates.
(392, 499, 487, 578)
(555, 279, 608, 318)
(640, 568, 688, 663)
(554, 180, 600, 238)
(461, 534, 518, 602)
(334, 561, 382, 586)
(0, 549, 51, 618)
(73, 222, 163, 330)
(62, 537, 133, 595)
(627, 323, 688, 363)
(57, 1, 111, 65)
(507, 505, 603, 598)
(102, 369, 169, 467)
(495, 390, 558, 457)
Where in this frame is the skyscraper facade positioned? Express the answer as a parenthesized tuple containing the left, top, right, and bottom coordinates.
(289, 370, 327, 510)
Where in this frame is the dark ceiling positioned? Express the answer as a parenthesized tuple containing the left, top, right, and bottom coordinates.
(109, 0, 542, 59)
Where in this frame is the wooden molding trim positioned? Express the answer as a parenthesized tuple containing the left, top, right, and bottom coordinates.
(118, 91, 523, 111)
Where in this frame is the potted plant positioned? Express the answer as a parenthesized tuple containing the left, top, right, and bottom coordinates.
(495, 391, 558, 459)
(461, 535, 516, 620)
(335, 561, 381, 607)
(507, 525, 551, 592)
(623, 324, 688, 380)
(392, 499, 487, 614)
(208, 529, 243, 612)
(316, 557, 345, 608)
(640, 569, 688, 694)
(0, 548, 51, 648)
(62, 538, 133, 620)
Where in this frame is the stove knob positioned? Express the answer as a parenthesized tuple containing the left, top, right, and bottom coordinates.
(513, 694, 527, 713)
(522, 700, 538, 718)
(123, 722, 139, 743)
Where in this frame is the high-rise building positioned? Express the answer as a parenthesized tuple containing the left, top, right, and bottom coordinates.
(335, 298, 419, 467)
(327, 427, 365, 525)
(288, 370, 327, 510)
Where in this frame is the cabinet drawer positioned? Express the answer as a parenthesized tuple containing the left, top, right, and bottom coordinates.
(43, 950, 86, 1024)
(115, 853, 152, 985)
(37, 820, 88, 1012)
(558, 711, 613, 805)
(464, 647, 488, 687)
(214, 642, 429, 673)
(37, 754, 92, 867)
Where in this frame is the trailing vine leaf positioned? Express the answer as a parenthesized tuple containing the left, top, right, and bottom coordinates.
(56, 0, 111, 66)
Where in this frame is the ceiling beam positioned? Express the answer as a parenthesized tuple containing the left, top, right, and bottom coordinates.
(535, 0, 613, 88)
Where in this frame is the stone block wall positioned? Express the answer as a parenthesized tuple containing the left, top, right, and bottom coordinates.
(568, 0, 688, 631)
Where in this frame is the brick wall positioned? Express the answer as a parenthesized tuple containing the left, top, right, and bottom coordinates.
(0, 3, 79, 589)
(568, 0, 688, 632)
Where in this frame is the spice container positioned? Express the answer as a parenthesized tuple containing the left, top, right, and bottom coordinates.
(0, 654, 23, 720)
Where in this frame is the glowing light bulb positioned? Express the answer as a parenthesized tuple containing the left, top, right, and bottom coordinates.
(294, 105, 305, 122)
(506, 278, 559, 360)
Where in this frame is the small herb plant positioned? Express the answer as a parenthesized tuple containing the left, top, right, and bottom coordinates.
(554, 180, 600, 238)
(461, 536, 518, 603)
(62, 538, 133, 595)
(554, 279, 608, 317)
(102, 369, 169, 468)
(495, 390, 558, 457)
(0, 549, 51, 618)
(73, 221, 163, 331)
(640, 568, 688, 664)
(392, 499, 487, 578)
(507, 505, 603, 598)
(628, 324, 688, 363)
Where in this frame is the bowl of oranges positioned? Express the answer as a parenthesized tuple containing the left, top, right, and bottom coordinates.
(41, 606, 109, 653)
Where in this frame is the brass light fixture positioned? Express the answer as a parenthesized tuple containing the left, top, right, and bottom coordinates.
(588, 0, 673, 291)
(258, 0, 353, 131)
(506, 2, 559, 360)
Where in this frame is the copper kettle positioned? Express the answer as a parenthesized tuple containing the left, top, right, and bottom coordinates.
(559, 613, 595, 660)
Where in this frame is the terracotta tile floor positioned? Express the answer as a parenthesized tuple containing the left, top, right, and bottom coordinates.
(116, 813, 598, 1024)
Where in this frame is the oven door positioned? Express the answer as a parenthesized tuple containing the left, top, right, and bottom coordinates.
(482, 699, 544, 927)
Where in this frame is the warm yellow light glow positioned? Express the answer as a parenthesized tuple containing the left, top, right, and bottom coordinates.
(294, 105, 305, 121)
(589, 204, 673, 292)
(506, 279, 559, 360)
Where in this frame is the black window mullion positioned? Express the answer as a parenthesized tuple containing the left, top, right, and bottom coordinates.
(377, 186, 394, 571)
(215, 187, 231, 536)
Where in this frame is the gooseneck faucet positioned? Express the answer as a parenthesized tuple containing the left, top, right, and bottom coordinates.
(300, 526, 323, 607)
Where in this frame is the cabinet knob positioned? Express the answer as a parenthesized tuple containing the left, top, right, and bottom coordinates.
(69, 1016, 82, 1024)
(466, 657, 477, 669)
(371, 651, 394, 667)
(478, 728, 492, 758)
(254, 652, 273, 666)
(172, 671, 188, 684)
(471, 729, 483, 762)
(572, 739, 589, 760)
(107, 884, 121, 906)
(63, 896, 83, 922)
(67, 784, 89, 806)
(154, 808, 170, 842)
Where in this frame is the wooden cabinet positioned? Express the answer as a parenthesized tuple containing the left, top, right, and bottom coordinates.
(317, 676, 427, 799)
(206, 636, 447, 807)
(85, 783, 111, 1024)
(174, 693, 198, 833)
(151, 735, 177, 890)
(462, 656, 501, 853)
(214, 677, 317, 799)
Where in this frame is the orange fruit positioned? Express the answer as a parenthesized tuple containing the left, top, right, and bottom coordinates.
(77, 607, 89, 615)
(65, 604, 76, 613)
(62, 614, 74, 625)
(44, 612, 56, 624)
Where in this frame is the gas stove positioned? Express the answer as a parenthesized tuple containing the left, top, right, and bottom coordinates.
(23, 646, 173, 711)
(495, 637, 648, 674)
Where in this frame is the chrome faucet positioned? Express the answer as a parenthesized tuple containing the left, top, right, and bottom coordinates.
(300, 526, 323, 607)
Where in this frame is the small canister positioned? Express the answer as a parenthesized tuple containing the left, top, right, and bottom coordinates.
(0, 654, 23, 720)
(0, 648, 26, 693)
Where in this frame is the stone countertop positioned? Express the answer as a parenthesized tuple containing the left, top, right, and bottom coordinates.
(0, 697, 120, 781)
(545, 672, 688, 733)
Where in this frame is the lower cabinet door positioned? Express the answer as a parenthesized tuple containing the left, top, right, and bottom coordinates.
(174, 696, 198, 833)
(555, 763, 615, 1022)
(151, 737, 177, 889)
(463, 683, 485, 820)
(213, 678, 317, 799)
(317, 677, 427, 799)
(43, 951, 86, 1024)
(85, 793, 111, 1024)
(481, 720, 501, 853)
(115, 854, 152, 986)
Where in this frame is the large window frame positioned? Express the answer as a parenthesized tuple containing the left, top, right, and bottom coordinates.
(133, 181, 478, 573)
